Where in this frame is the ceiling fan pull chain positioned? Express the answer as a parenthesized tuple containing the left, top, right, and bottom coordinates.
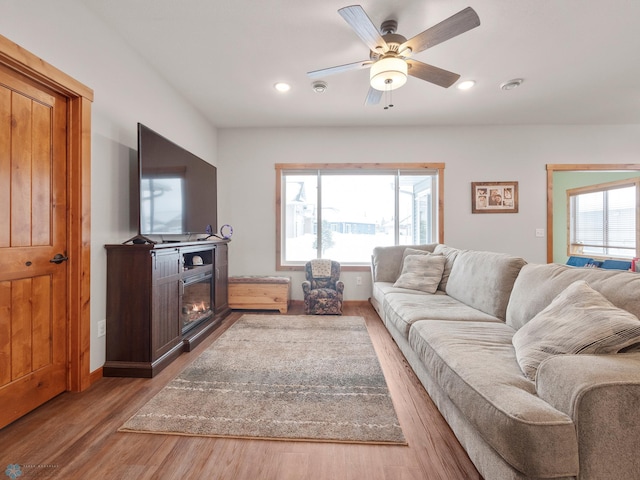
(384, 79, 394, 109)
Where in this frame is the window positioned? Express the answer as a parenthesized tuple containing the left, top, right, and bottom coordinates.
(568, 178, 640, 259)
(276, 163, 444, 269)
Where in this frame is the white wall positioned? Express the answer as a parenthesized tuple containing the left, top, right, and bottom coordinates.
(218, 125, 640, 301)
(0, 0, 218, 371)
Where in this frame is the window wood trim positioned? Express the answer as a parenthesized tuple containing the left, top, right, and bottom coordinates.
(546, 164, 640, 263)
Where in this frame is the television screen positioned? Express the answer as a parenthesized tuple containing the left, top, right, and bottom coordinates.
(137, 123, 217, 236)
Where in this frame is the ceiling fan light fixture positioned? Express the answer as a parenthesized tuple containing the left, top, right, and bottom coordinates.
(370, 57, 407, 91)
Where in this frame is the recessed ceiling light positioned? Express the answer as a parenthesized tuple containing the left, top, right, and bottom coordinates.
(457, 80, 476, 90)
(274, 82, 291, 93)
(500, 78, 523, 91)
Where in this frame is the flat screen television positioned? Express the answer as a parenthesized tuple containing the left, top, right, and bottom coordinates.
(135, 123, 217, 238)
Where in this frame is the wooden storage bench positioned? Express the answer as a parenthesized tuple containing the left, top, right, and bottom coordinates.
(228, 276, 291, 313)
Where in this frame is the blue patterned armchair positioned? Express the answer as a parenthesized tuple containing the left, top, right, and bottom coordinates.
(302, 259, 344, 315)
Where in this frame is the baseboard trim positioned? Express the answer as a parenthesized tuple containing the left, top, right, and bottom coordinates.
(345, 300, 373, 306)
(89, 367, 103, 385)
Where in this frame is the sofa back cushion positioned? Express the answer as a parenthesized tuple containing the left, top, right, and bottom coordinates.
(446, 250, 527, 320)
(371, 244, 438, 282)
(506, 263, 640, 330)
(433, 244, 461, 292)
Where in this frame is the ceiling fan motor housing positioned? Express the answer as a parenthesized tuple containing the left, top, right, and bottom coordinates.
(369, 21, 409, 91)
(371, 32, 408, 60)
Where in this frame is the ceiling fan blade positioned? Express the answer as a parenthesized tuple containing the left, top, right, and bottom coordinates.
(338, 5, 388, 53)
(400, 7, 480, 55)
(406, 59, 460, 88)
(364, 87, 382, 106)
(307, 60, 372, 79)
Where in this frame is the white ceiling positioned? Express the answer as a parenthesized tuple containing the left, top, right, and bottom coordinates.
(83, 0, 640, 128)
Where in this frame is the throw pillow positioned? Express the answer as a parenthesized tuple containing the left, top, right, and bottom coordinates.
(396, 247, 431, 279)
(512, 280, 640, 381)
(393, 254, 446, 294)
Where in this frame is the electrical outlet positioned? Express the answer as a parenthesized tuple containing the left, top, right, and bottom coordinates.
(356, 276, 362, 286)
(97, 319, 106, 337)
(535, 228, 545, 238)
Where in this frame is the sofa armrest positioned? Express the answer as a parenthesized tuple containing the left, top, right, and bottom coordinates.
(371, 244, 438, 283)
(536, 353, 640, 479)
(302, 281, 311, 295)
(370, 254, 377, 285)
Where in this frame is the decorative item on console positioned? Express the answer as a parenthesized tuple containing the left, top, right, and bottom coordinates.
(203, 224, 233, 240)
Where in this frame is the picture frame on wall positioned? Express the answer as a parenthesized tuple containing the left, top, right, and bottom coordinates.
(471, 181, 519, 213)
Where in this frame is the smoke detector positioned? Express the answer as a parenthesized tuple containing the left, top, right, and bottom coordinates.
(500, 78, 523, 91)
(312, 81, 328, 93)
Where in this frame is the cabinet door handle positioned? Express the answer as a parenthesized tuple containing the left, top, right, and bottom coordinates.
(179, 279, 185, 296)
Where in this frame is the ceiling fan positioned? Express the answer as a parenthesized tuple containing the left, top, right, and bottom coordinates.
(307, 5, 480, 106)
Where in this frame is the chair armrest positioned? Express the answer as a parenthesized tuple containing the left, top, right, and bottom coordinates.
(302, 281, 311, 295)
(336, 281, 345, 294)
(536, 353, 640, 478)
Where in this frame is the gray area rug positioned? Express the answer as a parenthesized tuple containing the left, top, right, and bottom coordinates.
(119, 314, 406, 445)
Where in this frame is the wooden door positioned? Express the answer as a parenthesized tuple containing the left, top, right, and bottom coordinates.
(0, 63, 68, 428)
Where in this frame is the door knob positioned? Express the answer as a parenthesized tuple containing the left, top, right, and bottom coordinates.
(50, 253, 69, 264)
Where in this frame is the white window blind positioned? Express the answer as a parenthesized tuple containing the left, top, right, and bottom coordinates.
(569, 180, 639, 259)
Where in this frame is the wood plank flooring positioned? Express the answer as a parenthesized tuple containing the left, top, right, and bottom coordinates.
(0, 303, 482, 480)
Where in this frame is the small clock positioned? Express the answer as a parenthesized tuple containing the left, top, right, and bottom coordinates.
(220, 224, 233, 239)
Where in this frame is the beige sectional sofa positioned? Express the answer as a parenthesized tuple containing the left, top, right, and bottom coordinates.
(370, 244, 640, 480)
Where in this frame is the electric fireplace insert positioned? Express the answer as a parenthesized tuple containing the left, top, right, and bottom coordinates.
(181, 273, 213, 333)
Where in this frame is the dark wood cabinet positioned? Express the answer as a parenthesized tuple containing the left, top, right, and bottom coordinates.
(104, 240, 230, 377)
(215, 243, 229, 314)
(150, 248, 181, 361)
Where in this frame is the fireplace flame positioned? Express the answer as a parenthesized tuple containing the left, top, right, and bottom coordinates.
(191, 301, 209, 312)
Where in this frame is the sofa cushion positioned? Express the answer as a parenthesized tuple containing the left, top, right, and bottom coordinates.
(399, 247, 431, 265)
(512, 280, 640, 380)
(371, 281, 445, 315)
(393, 254, 445, 294)
(408, 320, 579, 478)
(383, 292, 501, 339)
(371, 244, 438, 283)
(445, 250, 527, 320)
(432, 244, 461, 292)
(506, 263, 640, 330)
